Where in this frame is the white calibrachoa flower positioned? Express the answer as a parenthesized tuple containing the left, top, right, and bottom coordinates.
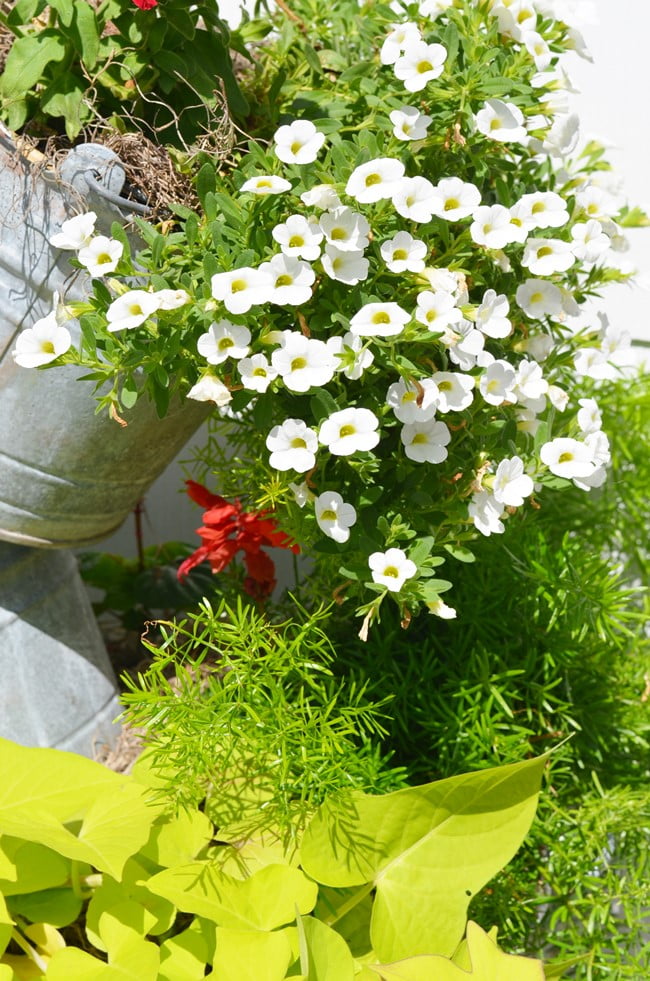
(494, 0, 537, 40)
(187, 375, 232, 406)
(240, 175, 292, 195)
(573, 431, 610, 490)
(314, 491, 357, 543)
(368, 548, 417, 592)
(515, 191, 569, 230)
(211, 266, 273, 314)
(386, 377, 439, 423)
(106, 290, 160, 332)
(474, 99, 527, 143)
(415, 290, 461, 334)
(198, 320, 251, 365)
(78, 235, 123, 276)
(266, 419, 318, 472)
(392, 176, 438, 223)
(389, 106, 432, 141)
(401, 419, 451, 463)
(49, 211, 96, 250)
(271, 333, 337, 392)
(540, 437, 596, 479)
(155, 289, 191, 310)
(523, 30, 552, 70)
(380, 22, 422, 65)
(432, 177, 481, 221)
(321, 246, 369, 285)
(273, 119, 325, 164)
(427, 598, 457, 619)
(514, 359, 548, 401)
(479, 359, 517, 406)
(577, 397, 602, 434)
(492, 456, 535, 507)
(319, 407, 380, 456)
(238, 353, 278, 393)
(516, 278, 564, 319)
(380, 231, 427, 272)
(272, 215, 323, 260)
(320, 207, 370, 251)
(432, 371, 475, 412)
(522, 238, 575, 275)
(475, 290, 512, 338)
(570, 219, 611, 263)
(470, 205, 519, 250)
(289, 482, 312, 508)
(260, 254, 316, 306)
(469, 491, 506, 537)
(349, 301, 410, 338)
(345, 158, 405, 204)
(420, 0, 454, 17)
(300, 184, 342, 210)
(13, 310, 71, 367)
(327, 332, 374, 380)
(447, 321, 485, 371)
(393, 40, 447, 92)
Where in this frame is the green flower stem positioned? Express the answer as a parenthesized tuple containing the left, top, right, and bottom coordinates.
(324, 880, 375, 927)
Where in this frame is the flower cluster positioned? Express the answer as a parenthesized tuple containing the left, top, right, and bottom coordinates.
(16, 0, 639, 628)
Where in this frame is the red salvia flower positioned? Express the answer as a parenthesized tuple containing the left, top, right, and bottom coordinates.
(131, 0, 158, 10)
(178, 481, 300, 599)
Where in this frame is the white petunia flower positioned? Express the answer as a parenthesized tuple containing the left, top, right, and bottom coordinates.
(475, 289, 512, 338)
(515, 191, 569, 230)
(522, 30, 553, 70)
(514, 359, 548, 401)
(238, 353, 278, 393)
(427, 597, 457, 619)
(535, 113, 580, 158)
(470, 205, 519, 250)
(319, 407, 380, 456)
(368, 548, 417, 592)
(198, 320, 251, 364)
(573, 431, 610, 490)
(492, 456, 534, 507)
(13, 310, 71, 367)
(540, 437, 596, 479)
(345, 158, 406, 204)
(469, 491, 505, 537)
(423, 267, 468, 302)
(577, 397, 602, 434)
(401, 419, 451, 463)
(211, 266, 273, 314)
(505, 204, 530, 245)
(380, 231, 427, 272)
(106, 290, 160, 332)
(273, 119, 326, 164)
(522, 332, 555, 362)
(547, 384, 569, 411)
(289, 482, 312, 508)
(300, 184, 342, 210)
(446, 321, 486, 371)
(49, 211, 97, 250)
(380, 22, 422, 65)
(272, 214, 324, 260)
(155, 288, 191, 310)
(479, 359, 517, 406)
(386, 377, 439, 423)
(271, 332, 337, 392)
(522, 238, 575, 275)
(573, 347, 609, 380)
(349, 301, 410, 338)
(516, 278, 564, 319)
(77, 235, 123, 277)
(259, 254, 316, 306)
(432, 177, 481, 221)
(575, 185, 617, 221)
(392, 176, 438, 223)
(419, 0, 454, 17)
(314, 491, 357, 543)
(327, 332, 374, 380)
(494, 0, 537, 40)
(321, 246, 369, 285)
(415, 290, 461, 334)
(266, 419, 318, 472)
(570, 219, 611, 263)
(240, 175, 292, 195)
(474, 99, 527, 142)
(389, 105, 433, 141)
(431, 371, 475, 412)
(187, 375, 232, 406)
(320, 207, 370, 252)
(393, 40, 447, 92)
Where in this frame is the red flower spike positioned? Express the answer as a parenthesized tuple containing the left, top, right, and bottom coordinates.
(131, 0, 158, 9)
(178, 481, 300, 600)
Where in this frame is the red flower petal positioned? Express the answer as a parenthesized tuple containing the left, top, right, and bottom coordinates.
(131, 0, 158, 9)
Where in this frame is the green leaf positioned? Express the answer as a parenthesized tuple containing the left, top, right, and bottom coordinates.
(443, 544, 476, 564)
(300, 756, 548, 961)
(296, 914, 355, 980)
(543, 951, 594, 979)
(0, 837, 69, 895)
(0, 32, 67, 100)
(47, 946, 117, 979)
(72, 0, 100, 67)
(97, 902, 161, 977)
(140, 809, 213, 869)
(159, 921, 215, 981)
(196, 163, 217, 206)
(210, 926, 295, 980)
(85, 860, 176, 949)
(48, 0, 74, 26)
(0, 893, 12, 959)
(9, 887, 83, 928)
(147, 862, 318, 930)
(40, 75, 87, 139)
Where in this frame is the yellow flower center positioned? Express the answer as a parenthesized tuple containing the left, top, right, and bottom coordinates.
(444, 197, 460, 212)
(230, 279, 247, 293)
(339, 424, 356, 438)
(372, 311, 390, 324)
(320, 509, 337, 521)
(291, 357, 307, 371)
(393, 249, 408, 261)
(383, 565, 399, 577)
(289, 235, 305, 248)
(365, 173, 381, 187)
(291, 437, 307, 449)
(417, 60, 433, 74)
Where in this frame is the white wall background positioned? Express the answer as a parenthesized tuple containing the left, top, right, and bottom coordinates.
(98, 0, 650, 558)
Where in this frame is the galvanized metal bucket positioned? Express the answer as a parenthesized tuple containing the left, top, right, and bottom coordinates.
(0, 132, 208, 548)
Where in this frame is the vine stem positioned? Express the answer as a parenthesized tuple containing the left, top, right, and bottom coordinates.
(9, 929, 48, 974)
(324, 881, 375, 927)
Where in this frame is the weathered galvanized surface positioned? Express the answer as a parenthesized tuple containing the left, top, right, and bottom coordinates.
(0, 542, 121, 755)
(0, 133, 207, 547)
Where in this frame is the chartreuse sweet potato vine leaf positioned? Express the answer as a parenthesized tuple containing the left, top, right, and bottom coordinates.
(209, 926, 296, 980)
(0, 893, 11, 959)
(365, 921, 545, 980)
(0, 740, 160, 879)
(296, 912, 356, 980)
(300, 755, 548, 962)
